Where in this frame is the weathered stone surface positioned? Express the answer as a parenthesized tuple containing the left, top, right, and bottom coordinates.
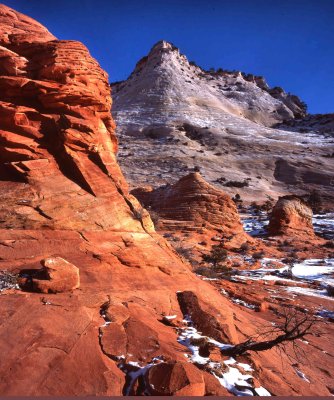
(27, 257, 80, 293)
(0, 5, 238, 396)
(268, 195, 314, 237)
(177, 290, 237, 343)
(0, 4, 56, 45)
(132, 172, 248, 247)
(0, 5, 333, 397)
(146, 361, 205, 396)
(112, 40, 334, 205)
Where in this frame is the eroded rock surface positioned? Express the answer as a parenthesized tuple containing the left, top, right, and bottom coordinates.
(112, 40, 334, 205)
(132, 173, 247, 245)
(20, 257, 80, 294)
(268, 195, 314, 237)
(146, 361, 206, 396)
(0, 4, 238, 396)
(0, 5, 333, 397)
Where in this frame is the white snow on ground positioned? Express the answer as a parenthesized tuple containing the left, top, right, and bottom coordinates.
(291, 259, 334, 284)
(317, 309, 334, 319)
(115, 355, 165, 395)
(119, 362, 154, 395)
(240, 210, 269, 237)
(201, 277, 219, 281)
(177, 315, 271, 396)
(164, 315, 177, 320)
(286, 286, 333, 300)
(231, 298, 256, 309)
(100, 321, 111, 328)
(213, 366, 254, 396)
(238, 362, 254, 372)
(255, 386, 272, 396)
(295, 368, 310, 383)
(313, 213, 334, 240)
(233, 258, 334, 300)
(213, 366, 271, 396)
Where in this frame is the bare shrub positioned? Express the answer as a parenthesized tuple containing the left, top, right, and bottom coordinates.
(221, 307, 317, 359)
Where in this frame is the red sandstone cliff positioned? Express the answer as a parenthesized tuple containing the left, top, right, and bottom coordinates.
(0, 5, 236, 395)
(0, 5, 332, 396)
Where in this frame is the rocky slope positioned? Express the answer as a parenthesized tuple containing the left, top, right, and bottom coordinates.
(0, 4, 234, 395)
(112, 41, 334, 205)
(0, 5, 333, 397)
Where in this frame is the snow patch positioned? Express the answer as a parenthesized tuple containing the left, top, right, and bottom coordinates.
(164, 315, 177, 320)
(176, 315, 270, 396)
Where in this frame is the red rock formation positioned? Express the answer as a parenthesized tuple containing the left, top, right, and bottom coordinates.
(146, 361, 206, 396)
(0, 5, 332, 397)
(0, 5, 55, 44)
(19, 256, 81, 294)
(268, 195, 314, 237)
(0, 5, 238, 396)
(132, 172, 249, 247)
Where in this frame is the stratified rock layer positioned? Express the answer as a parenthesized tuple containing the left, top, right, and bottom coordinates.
(268, 195, 314, 237)
(112, 41, 334, 205)
(0, 5, 332, 397)
(132, 172, 248, 246)
(0, 4, 238, 395)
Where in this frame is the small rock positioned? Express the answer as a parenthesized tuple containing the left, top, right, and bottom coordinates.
(26, 257, 80, 294)
(146, 361, 205, 396)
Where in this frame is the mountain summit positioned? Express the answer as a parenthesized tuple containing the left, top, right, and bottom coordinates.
(112, 41, 333, 203)
(112, 39, 306, 132)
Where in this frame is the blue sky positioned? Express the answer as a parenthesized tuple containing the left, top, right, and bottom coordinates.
(5, 0, 334, 114)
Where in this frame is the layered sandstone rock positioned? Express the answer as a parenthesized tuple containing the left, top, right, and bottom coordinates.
(132, 173, 248, 245)
(268, 195, 314, 237)
(0, 4, 237, 396)
(0, 5, 55, 44)
(0, 5, 332, 397)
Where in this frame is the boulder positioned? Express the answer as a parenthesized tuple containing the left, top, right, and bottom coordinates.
(132, 172, 248, 245)
(146, 361, 205, 396)
(31, 257, 80, 293)
(268, 195, 314, 237)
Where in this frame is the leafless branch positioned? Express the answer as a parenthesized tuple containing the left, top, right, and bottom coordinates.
(222, 307, 318, 358)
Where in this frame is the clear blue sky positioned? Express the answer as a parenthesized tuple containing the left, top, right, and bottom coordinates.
(4, 0, 334, 114)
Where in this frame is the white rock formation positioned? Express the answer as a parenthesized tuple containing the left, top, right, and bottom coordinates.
(112, 41, 334, 204)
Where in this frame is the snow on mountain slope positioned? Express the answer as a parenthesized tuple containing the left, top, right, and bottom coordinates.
(111, 41, 334, 204)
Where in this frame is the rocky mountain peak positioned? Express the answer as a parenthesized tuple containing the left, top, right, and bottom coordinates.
(123, 39, 190, 85)
(150, 39, 178, 53)
(113, 41, 332, 204)
(112, 40, 307, 135)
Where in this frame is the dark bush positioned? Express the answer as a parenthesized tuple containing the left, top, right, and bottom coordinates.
(306, 189, 323, 213)
(252, 251, 265, 260)
(239, 242, 251, 253)
(224, 180, 249, 188)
